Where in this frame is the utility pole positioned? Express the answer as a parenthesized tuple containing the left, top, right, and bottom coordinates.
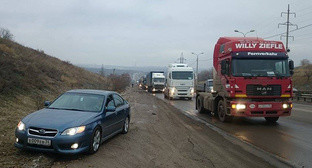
(278, 4, 298, 51)
(191, 52, 204, 91)
(177, 52, 186, 63)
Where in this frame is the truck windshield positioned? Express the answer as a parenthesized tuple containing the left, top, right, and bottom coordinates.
(153, 78, 165, 82)
(232, 59, 290, 77)
(172, 71, 193, 80)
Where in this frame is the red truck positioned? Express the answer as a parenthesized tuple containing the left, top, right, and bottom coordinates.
(196, 37, 294, 122)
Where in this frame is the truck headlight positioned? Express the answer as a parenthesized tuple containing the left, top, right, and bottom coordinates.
(62, 126, 86, 136)
(282, 104, 289, 109)
(170, 87, 176, 95)
(190, 87, 194, 94)
(232, 104, 246, 110)
(17, 121, 26, 131)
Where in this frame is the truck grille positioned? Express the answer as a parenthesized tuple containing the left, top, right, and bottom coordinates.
(154, 85, 164, 89)
(246, 85, 281, 96)
(176, 86, 190, 92)
(28, 127, 58, 138)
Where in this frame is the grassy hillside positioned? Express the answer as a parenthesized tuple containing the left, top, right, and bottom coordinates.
(0, 37, 112, 167)
(293, 64, 312, 91)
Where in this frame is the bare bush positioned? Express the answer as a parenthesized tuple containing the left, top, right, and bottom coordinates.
(0, 28, 13, 40)
(109, 73, 131, 92)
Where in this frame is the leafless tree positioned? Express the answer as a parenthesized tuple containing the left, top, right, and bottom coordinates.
(0, 28, 13, 40)
(300, 59, 310, 66)
(198, 68, 213, 81)
(304, 69, 312, 82)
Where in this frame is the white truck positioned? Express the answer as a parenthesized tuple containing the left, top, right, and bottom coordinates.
(164, 63, 194, 100)
(146, 71, 166, 92)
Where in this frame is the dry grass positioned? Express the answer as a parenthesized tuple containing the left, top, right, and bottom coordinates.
(0, 37, 114, 167)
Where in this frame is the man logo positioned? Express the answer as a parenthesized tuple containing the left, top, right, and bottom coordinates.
(256, 87, 272, 91)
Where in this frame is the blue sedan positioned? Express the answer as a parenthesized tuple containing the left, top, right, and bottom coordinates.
(15, 89, 130, 154)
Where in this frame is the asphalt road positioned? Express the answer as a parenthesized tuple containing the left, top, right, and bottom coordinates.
(154, 93, 312, 168)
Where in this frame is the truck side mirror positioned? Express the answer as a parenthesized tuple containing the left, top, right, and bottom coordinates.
(289, 60, 294, 75)
(221, 60, 227, 75)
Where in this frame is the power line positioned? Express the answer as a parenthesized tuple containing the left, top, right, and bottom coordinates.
(264, 23, 312, 39)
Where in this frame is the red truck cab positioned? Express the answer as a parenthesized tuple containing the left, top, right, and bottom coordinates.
(196, 37, 294, 123)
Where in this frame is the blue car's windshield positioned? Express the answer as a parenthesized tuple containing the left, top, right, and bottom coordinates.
(49, 93, 105, 112)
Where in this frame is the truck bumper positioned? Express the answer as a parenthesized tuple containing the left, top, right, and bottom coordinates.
(170, 92, 194, 99)
(229, 101, 292, 117)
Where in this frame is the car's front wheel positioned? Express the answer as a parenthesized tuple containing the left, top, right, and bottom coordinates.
(121, 116, 130, 134)
(89, 127, 101, 154)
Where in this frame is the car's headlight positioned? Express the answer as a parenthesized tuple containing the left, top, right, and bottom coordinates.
(62, 126, 86, 136)
(17, 121, 25, 131)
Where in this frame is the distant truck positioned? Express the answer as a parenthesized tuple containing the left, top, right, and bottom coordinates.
(164, 63, 194, 100)
(146, 71, 166, 92)
(204, 79, 213, 92)
(139, 76, 147, 90)
(196, 37, 294, 123)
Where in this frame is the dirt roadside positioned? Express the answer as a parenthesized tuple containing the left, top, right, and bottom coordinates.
(51, 87, 274, 168)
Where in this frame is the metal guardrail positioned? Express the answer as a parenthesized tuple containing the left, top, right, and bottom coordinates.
(294, 91, 312, 103)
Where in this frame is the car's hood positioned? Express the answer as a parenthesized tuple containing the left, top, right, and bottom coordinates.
(22, 108, 99, 131)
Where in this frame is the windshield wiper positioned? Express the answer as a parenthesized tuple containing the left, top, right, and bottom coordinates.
(63, 108, 85, 111)
(48, 107, 84, 111)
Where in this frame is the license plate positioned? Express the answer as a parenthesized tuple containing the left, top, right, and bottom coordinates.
(27, 138, 51, 146)
(258, 104, 272, 108)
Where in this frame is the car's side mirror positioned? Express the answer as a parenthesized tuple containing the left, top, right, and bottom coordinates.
(44, 101, 51, 107)
(221, 60, 227, 75)
(289, 60, 294, 75)
(106, 106, 116, 112)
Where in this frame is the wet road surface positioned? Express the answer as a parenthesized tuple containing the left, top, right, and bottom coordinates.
(154, 93, 312, 168)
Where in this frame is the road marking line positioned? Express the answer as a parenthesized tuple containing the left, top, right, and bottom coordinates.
(293, 107, 312, 113)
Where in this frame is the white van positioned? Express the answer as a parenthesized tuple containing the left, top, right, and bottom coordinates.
(164, 63, 194, 100)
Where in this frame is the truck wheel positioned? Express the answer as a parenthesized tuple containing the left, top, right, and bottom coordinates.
(265, 117, 279, 123)
(197, 97, 205, 113)
(218, 100, 233, 122)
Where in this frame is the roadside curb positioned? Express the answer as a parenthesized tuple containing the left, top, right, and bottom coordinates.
(153, 93, 300, 168)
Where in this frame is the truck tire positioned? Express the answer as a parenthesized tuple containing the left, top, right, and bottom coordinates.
(217, 100, 233, 122)
(197, 97, 205, 113)
(265, 117, 279, 123)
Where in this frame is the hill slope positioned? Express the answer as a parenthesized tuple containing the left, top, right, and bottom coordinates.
(0, 38, 112, 167)
(293, 64, 312, 91)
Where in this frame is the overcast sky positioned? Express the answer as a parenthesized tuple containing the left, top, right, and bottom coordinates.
(1, 0, 311, 70)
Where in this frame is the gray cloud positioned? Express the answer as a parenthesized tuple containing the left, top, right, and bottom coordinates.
(1, 0, 311, 69)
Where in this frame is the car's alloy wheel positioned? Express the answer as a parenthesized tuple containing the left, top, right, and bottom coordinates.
(89, 128, 101, 154)
(122, 117, 129, 134)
